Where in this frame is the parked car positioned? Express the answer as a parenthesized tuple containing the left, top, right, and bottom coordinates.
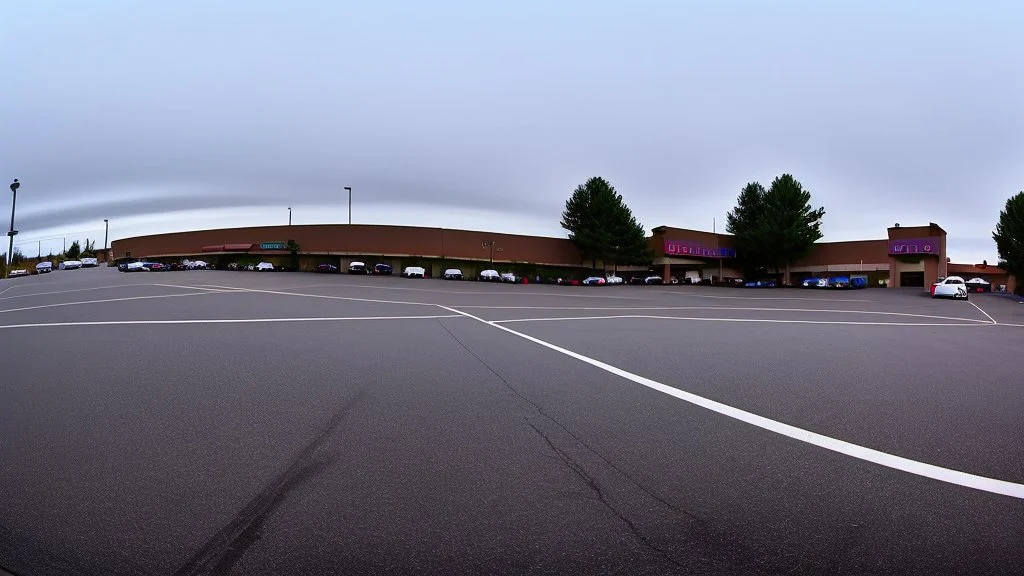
(582, 276, 606, 286)
(60, 260, 83, 270)
(644, 275, 664, 285)
(742, 279, 776, 288)
(965, 277, 991, 293)
(402, 266, 426, 278)
(256, 262, 275, 271)
(35, 261, 53, 274)
(316, 263, 339, 273)
(500, 272, 518, 283)
(141, 262, 167, 271)
(829, 276, 851, 289)
(444, 268, 464, 280)
(185, 260, 210, 270)
(8, 269, 29, 277)
(479, 269, 501, 282)
(629, 276, 646, 285)
(373, 263, 393, 275)
(348, 261, 368, 274)
(931, 275, 968, 300)
(80, 257, 99, 268)
(802, 277, 827, 288)
(605, 275, 624, 285)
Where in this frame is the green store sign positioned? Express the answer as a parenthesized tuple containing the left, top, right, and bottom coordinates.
(259, 242, 288, 250)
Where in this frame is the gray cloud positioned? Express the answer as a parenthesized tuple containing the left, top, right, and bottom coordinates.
(3, 1, 1022, 263)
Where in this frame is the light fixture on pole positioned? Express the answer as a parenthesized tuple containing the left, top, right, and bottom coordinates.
(344, 187, 352, 225)
(482, 240, 497, 264)
(6, 179, 20, 279)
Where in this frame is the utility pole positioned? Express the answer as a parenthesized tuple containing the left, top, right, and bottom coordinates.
(37, 240, 41, 258)
(6, 179, 20, 278)
(288, 207, 292, 226)
(104, 219, 109, 258)
(344, 187, 352, 225)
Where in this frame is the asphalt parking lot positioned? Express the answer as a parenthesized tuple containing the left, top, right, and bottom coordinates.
(2, 269, 1023, 575)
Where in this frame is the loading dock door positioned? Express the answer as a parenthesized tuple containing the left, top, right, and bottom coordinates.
(900, 271, 925, 287)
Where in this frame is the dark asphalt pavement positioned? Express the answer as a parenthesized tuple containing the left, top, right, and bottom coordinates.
(1, 269, 1023, 575)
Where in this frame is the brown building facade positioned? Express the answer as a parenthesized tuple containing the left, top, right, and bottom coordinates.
(112, 222, 1014, 290)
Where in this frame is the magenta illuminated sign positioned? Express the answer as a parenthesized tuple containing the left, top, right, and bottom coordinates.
(888, 237, 940, 255)
(665, 240, 736, 259)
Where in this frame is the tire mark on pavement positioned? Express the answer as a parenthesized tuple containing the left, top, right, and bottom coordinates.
(174, 387, 368, 576)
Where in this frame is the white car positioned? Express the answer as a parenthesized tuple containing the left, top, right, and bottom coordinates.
(348, 261, 368, 274)
(402, 266, 426, 278)
(186, 260, 209, 270)
(931, 276, 968, 300)
(81, 257, 98, 267)
(500, 272, 518, 283)
(36, 261, 53, 273)
(605, 275, 624, 285)
(8, 269, 29, 277)
(60, 260, 83, 270)
(256, 262, 275, 271)
(443, 268, 464, 280)
(126, 261, 147, 272)
(479, 269, 501, 282)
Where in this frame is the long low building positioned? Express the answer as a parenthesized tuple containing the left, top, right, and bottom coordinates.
(110, 222, 1016, 291)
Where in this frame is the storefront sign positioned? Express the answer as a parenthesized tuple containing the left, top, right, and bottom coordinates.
(888, 237, 939, 255)
(259, 242, 288, 250)
(665, 240, 736, 259)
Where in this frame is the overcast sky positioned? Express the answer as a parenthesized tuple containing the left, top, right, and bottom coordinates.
(3, 1, 1022, 262)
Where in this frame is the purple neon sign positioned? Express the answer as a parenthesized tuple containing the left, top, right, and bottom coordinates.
(665, 240, 736, 259)
(888, 237, 940, 255)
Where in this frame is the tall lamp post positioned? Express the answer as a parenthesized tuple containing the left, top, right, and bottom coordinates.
(288, 207, 292, 226)
(344, 186, 352, 225)
(6, 179, 20, 278)
(103, 219, 109, 261)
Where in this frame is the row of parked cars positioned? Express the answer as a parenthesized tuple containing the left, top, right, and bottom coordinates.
(315, 262, 394, 275)
(118, 259, 214, 272)
(6, 258, 101, 277)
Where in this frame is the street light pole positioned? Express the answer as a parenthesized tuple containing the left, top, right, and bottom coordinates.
(344, 187, 352, 225)
(288, 207, 292, 226)
(103, 219, 109, 259)
(6, 179, 20, 278)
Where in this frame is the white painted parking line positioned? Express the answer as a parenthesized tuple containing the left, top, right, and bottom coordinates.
(459, 305, 991, 324)
(0, 290, 235, 315)
(217, 281, 653, 301)
(0, 285, 20, 297)
(0, 314, 465, 330)
(656, 290, 873, 302)
(199, 285, 438, 307)
(490, 315, 990, 327)
(969, 301, 997, 324)
(148, 283, 249, 293)
(437, 304, 1024, 500)
(0, 283, 199, 301)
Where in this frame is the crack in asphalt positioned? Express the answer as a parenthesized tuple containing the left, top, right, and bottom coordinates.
(174, 387, 367, 576)
(435, 317, 704, 522)
(526, 422, 689, 572)
(435, 317, 695, 570)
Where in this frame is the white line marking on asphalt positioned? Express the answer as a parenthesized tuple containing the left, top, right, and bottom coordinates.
(220, 281, 653, 301)
(148, 283, 249, 292)
(459, 305, 990, 324)
(198, 284, 438, 307)
(0, 314, 465, 329)
(656, 290, 873, 303)
(969, 301, 998, 324)
(0, 290, 234, 314)
(0, 285, 20, 297)
(438, 304, 1024, 500)
(490, 315, 989, 327)
(0, 283, 192, 301)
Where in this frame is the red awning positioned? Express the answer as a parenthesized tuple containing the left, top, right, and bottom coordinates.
(223, 243, 255, 251)
(201, 245, 224, 252)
